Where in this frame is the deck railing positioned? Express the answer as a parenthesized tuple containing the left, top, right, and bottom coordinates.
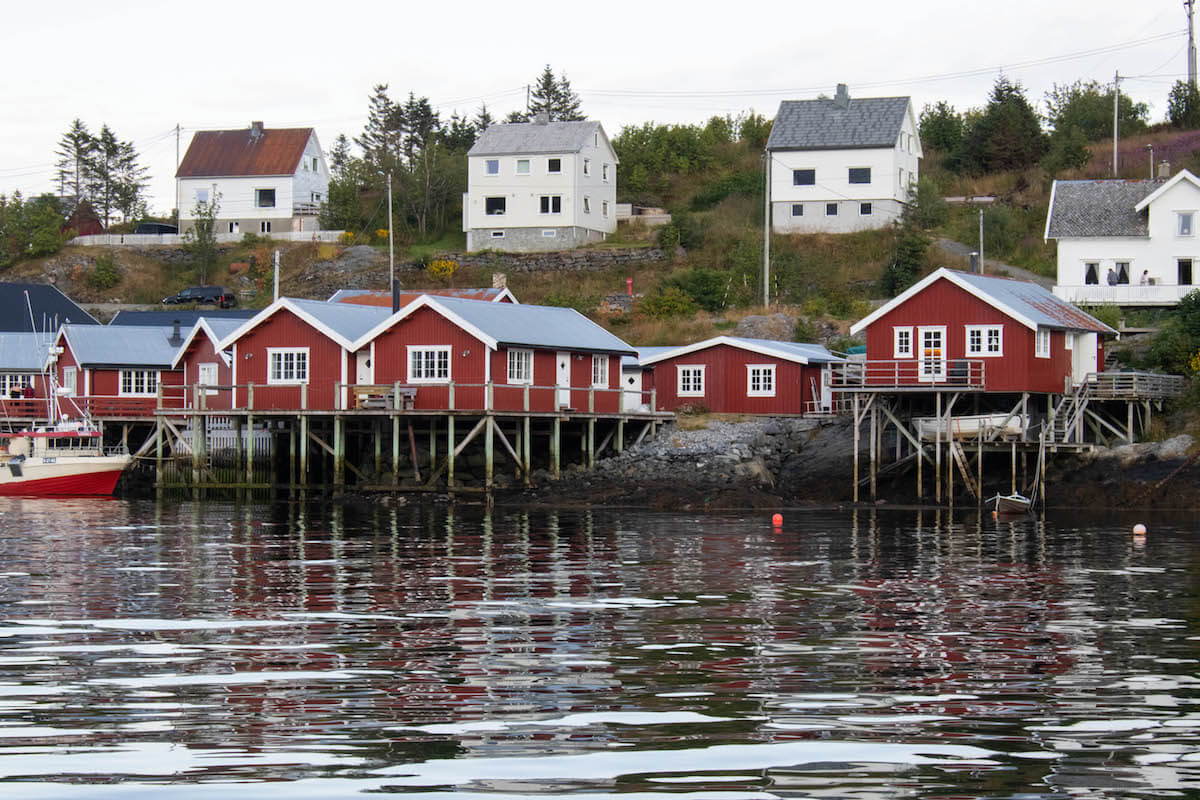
(830, 359, 986, 390)
(1085, 371, 1187, 400)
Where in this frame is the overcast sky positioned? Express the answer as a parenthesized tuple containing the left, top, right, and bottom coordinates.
(1, 1, 1190, 214)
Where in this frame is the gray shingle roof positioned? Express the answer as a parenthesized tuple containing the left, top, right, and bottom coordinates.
(61, 325, 182, 368)
(468, 121, 602, 156)
(766, 97, 911, 151)
(0, 333, 53, 371)
(429, 297, 635, 355)
(950, 271, 1114, 333)
(1045, 179, 1161, 238)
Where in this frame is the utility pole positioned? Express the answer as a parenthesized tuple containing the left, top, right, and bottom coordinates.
(978, 209, 984, 275)
(1189, 0, 1198, 89)
(1147, 144, 1155, 180)
(1113, 70, 1122, 177)
(762, 151, 771, 306)
(386, 172, 394, 291)
(175, 124, 181, 223)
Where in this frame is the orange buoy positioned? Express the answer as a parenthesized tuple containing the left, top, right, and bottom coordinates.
(771, 513, 783, 526)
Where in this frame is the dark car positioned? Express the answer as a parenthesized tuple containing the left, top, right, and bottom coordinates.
(134, 222, 178, 235)
(162, 286, 237, 308)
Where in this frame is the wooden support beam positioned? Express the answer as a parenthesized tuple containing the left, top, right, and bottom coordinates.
(934, 393, 941, 504)
(492, 419, 523, 470)
(616, 419, 624, 454)
(632, 421, 651, 448)
(429, 418, 438, 479)
(551, 417, 561, 479)
(485, 415, 495, 491)
(880, 405, 930, 466)
(392, 416, 400, 485)
(154, 419, 163, 494)
(453, 417, 488, 457)
(869, 402, 878, 501)
(596, 426, 614, 459)
(245, 414, 254, 487)
(299, 415, 308, 488)
(522, 417, 532, 487)
(407, 422, 421, 483)
(447, 415, 456, 490)
(307, 427, 369, 483)
(333, 416, 345, 495)
(853, 393, 860, 503)
(950, 440, 979, 500)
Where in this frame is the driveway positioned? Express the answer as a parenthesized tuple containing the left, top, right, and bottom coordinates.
(933, 238, 1054, 288)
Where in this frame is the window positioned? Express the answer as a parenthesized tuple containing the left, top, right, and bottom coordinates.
(197, 362, 219, 396)
(408, 346, 451, 383)
(965, 325, 1003, 356)
(548, 158, 561, 173)
(1084, 262, 1099, 285)
(485, 196, 506, 215)
(677, 365, 705, 396)
(893, 326, 913, 358)
(516, 159, 530, 175)
(227, 222, 237, 233)
(1181, 258, 1194, 285)
(260, 221, 271, 233)
(848, 167, 871, 184)
(311, 192, 322, 203)
(583, 196, 591, 214)
(1035, 328, 1051, 359)
(592, 354, 609, 387)
(602, 200, 609, 217)
(539, 195, 562, 214)
(255, 188, 276, 208)
(119, 369, 158, 396)
(541, 229, 557, 237)
(791, 203, 804, 217)
(63, 367, 76, 396)
(583, 158, 591, 176)
(747, 365, 776, 397)
(1065, 333, 1074, 351)
(793, 169, 815, 186)
(602, 163, 610, 181)
(1179, 212, 1194, 236)
(491, 230, 505, 238)
(507, 349, 533, 384)
(485, 159, 500, 175)
(0, 374, 32, 395)
(267, 348, 308, 385)
(860, 202, 872, 215)
(826, 203, 838, 216)
(312, 157, 319, 172)
(195, 188, 209, 204)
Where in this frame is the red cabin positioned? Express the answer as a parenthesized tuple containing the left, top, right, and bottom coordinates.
(55, 324, 187, 417)
(847, 268, 1114, 394)
(172, 318, 248, 410)
(0, 333, 53, 419)
(640, 337, 843, 415)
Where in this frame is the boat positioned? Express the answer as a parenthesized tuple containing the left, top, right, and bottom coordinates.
(0, 423, 131, 496)
(987, 492, 1032, 515)
(914, 413, 1028, 441)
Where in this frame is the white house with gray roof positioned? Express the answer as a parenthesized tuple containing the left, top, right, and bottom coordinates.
(1045, 170, 1200, 306)
(766, 85, 920, 234)
(463, 118, 617, 252)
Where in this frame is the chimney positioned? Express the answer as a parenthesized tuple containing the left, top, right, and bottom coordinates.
(969, 252, 980, 274)
(1158, 160, 1172, 179)
(834, 84, 850, 109)
(250, 121, 264, 140)
(168, 319, 183, 348)
(533, 112, 550, 125)
(491, 271, 507, 289)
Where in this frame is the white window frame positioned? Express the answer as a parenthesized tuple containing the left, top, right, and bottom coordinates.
(677, 365, 705, 397)
(62, 366, 76, 396)
(485, 196, 506, 216)
(965, 324, 1003, 357)
(583, 196, 591, 214)
(515, 159, 530, 175)
(848, 167, 871, 184)
(119, 369, 159, 397)
(825, 203, 838, 216)
(602, 200, 609, 217)
(507, 348, 533, 385)
(1065, 332, 1074, 351)
(591, 354, 608, 388)
(195, 188, 209, 204)
(1035, 327, 1051, 359)
(746, 364, 776, 397)
(1179, 211, 1195, 236)
(490, 230, 505, 238)
(260, 221, 271, 233)
(860, 202, 873, 216)
(541, 229, 557, 237)
(893, 326, 913, 358)
(407, 345, 451, 384)
(602, 163, 610, 182)
(197, 362, 219, 396)
(255, 188, 276, 208)
(547, 157, 562, 174)
(792, 203, 804, 217)
(583, 158, 591, 176)
(267, 348, 309, 385)
(0, 374, 34, 395)
(539, 195, 562, 214)
(485, 159, 500, 175)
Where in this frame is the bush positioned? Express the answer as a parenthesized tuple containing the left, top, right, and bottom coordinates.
(640, 286, 696, 319)
(426, 258, 457, 281)
(542, 291, 597, 314)
(690, 169, 762, 211)
(667, 267, 728, 311)
(87, 253, 120, 290)
(338, 231, 356, 245)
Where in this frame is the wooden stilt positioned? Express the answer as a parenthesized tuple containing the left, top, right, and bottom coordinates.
(935, 392, 942, 504)
(289, 423, 296, 496)
(374, 419, 382, 477)
(1010, 440, 1017, 494)
(485, 415, 495, 492)
(429, 418, 438, 478)
(154, 419, 164, 496)
(852, 394, 860, 503)
(869, 402, 877, 501)
(523, 416, 532, 487)
(616, 418, 624, 454)
(447, 415, 456, 491)
(299, 415, 308, 489)
(245, 413, 254, 489)
(392, 416, 400, 485)
(552, 417, 561, 479)
(587, 418, 595, 469)
(407, 423, 421, 483)
(333, 415, 344, 496)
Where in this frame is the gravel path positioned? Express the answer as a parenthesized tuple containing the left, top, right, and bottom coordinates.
(934, 238, 1054, 288)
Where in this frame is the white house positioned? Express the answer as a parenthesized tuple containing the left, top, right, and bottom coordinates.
(1045, 169, 1200, 306)
(463, 117, 617, 252)
(766, 85, 921, 234)
(176, 122, 328, 236)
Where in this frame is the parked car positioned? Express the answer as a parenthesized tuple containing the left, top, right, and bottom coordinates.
(134, 222, 178, 235)
(162, 286, 237, 308)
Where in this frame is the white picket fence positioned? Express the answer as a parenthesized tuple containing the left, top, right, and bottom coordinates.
(69, 230, 345, 247)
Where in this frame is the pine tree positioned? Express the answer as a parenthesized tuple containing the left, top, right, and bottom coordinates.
(328, 134, 353, 179)
(356, 84, 404, 173)
(527, 65, 586, 121)
(474, 102, 494, 132)
(54, 119, 95, 203)
(554, 72, 584, 121)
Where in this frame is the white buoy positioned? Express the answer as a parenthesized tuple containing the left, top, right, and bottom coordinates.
(1133, 523, 1147, 536)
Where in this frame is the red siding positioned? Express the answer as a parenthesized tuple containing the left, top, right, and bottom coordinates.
(180, 334, 233, 410)
(864, 278, 1085, 394)
(233, 309, 346, 410)
(51, 334, 182, 417)
(651, 343, 816, 414)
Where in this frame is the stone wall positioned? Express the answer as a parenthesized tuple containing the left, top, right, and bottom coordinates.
(452, 246, 669, 274)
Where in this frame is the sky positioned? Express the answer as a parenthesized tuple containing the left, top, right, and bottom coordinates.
(0, 1, 1192, 215)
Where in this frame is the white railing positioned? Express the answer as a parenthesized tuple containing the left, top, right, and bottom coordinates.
(1053, 284, 1197, 306)
(69, 230, 345, 246)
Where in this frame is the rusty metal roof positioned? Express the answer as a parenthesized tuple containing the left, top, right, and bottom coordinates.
(330, 288, 516, 306)
(175, 127, 313, 178)
(950, 270, 1115, 333)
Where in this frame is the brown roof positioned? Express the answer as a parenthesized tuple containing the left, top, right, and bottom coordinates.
(175, 127, 313, 178)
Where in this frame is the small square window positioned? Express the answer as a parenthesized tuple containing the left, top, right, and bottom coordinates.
(793, 169, 815, 186)
(541, 229, 557, 237)
(491, 230, 505, 238)
(516, 159, 530, 175)
(260, 221, 271, 233)
(860, 202, 872, 215)
(548, 158, 561, 173)
(485, 159, 500, 175)
(849, 167, 871, 184)
(1180, 212, 1194, 236)
(255, 188, 275, 208)
(791, 203, 804, 217)
(485, 196, 506, 215)
(893, 326, 913, 358)
(1035, 328, 1051, 358)
(826, 203, 838, 216)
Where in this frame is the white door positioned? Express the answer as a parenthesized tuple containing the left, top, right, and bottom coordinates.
(356, 350, 373, 385)
(918, 326, 946, 382)
(819, 366, 832, 412)
(623, 369, 643, 411)
(1072, 332, 1097, 384)
(556, 351, 571, 408)
(197, 363, 219, 397)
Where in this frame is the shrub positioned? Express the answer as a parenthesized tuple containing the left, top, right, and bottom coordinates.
(376, 228, 390, 243)
(667, 267, 728, 311)
(87, 253, 120, 290)
(338, 231, 356, 245)
(426, 258, 456, 281)
(640, 286, 696, 319)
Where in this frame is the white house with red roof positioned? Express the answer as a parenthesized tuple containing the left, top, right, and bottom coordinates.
(176, 121, 328, 236)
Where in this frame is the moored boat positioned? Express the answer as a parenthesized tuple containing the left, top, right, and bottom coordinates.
(0, 424, 131, 497)
(987, 492, 1032, 515)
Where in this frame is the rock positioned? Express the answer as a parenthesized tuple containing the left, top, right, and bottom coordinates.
(734, 313, 794, 341)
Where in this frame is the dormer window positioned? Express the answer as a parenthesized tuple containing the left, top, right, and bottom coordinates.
(1179, 212, 1194, 236)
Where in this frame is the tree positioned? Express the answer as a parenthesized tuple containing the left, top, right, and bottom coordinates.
(954, 76, 1046, 175)
(1041, 125, 1092, 175)
(90, 125, 148, 227)
(918, 101, 964, 153)
(1167, 80, 1200, 128)
(473, 103, 495, 132)
(355, 84, 403, 172)
(441, 112, 476, 152)
(1044, 80, 1148, 141)
(183, 193, 220, 283)
(528, 65, 585, 121)
(328, 134, 354, 179)
(882, 223, 927, 296)
(54, 119, 95, 202)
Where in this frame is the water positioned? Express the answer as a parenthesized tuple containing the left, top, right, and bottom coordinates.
(0, 497, 1196, 798)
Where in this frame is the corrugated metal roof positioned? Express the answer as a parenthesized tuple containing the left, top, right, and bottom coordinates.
(330, 288, 512, 306)
(176, 127, 313, 178)
(468, 120, 602, 156)
(766, 96, 910, 151)
(1045, 179, 1159, 238)
(0, 333, 53, 370)
(285, 298, 391, 343)
(639, 337, 843, 365)
(950, 271, 1114, 333)
(61, 325, 182, 368)
(429, 297, 635, 355)
(722, 337, 843, 363)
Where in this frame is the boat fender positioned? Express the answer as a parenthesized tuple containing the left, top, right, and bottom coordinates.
(8, 437, 29, 457)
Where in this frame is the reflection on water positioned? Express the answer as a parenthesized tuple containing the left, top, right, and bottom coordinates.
(0, 498, 1196, 798)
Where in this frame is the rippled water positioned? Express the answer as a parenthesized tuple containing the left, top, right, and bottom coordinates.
(0, 497, 1196, 798)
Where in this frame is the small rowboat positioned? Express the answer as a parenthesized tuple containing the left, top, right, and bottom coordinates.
(988, 492, 1031, 515)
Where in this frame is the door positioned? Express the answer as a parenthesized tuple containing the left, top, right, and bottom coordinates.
(356, 350, 373, 385)
(556, 351, 571, 408)
(623, 369, 643, 411)
(819, 366, 832, 412)
(918, 326, 946, 382)
(1180, 259, 1193, 286)
(197, 363, 218, 397)
(1072, 332, 1098, 384)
